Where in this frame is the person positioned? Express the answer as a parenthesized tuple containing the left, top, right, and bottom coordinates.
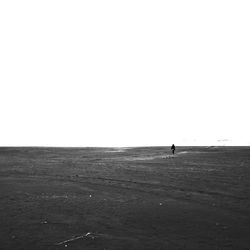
(171, 144, 176, 154)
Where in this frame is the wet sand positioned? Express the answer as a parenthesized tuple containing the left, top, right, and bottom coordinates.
(0, 146, 250, 249)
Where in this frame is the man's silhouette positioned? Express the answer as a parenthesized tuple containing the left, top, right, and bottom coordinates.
(171, 144, 176, 154)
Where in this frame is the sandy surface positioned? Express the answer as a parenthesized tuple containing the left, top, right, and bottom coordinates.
(0, 146, 250, 249)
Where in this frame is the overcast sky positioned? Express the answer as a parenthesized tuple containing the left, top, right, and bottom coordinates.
(0, 1, 249, 146)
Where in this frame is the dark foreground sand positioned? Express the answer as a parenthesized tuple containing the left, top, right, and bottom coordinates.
(0, 146, 250, 249)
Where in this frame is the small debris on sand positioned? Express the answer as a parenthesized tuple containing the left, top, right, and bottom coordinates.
(56, 232, 96, 246)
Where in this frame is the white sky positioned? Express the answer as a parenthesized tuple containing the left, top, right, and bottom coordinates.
(0, 0, 250, 147)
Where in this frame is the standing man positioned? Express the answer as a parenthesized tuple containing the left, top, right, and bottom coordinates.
(171, 144, 176, 154)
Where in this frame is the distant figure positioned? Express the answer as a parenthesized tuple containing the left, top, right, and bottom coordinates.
(171, 144, 176, 154)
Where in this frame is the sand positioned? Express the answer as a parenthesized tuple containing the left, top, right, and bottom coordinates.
(0, 146, 250, 249)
